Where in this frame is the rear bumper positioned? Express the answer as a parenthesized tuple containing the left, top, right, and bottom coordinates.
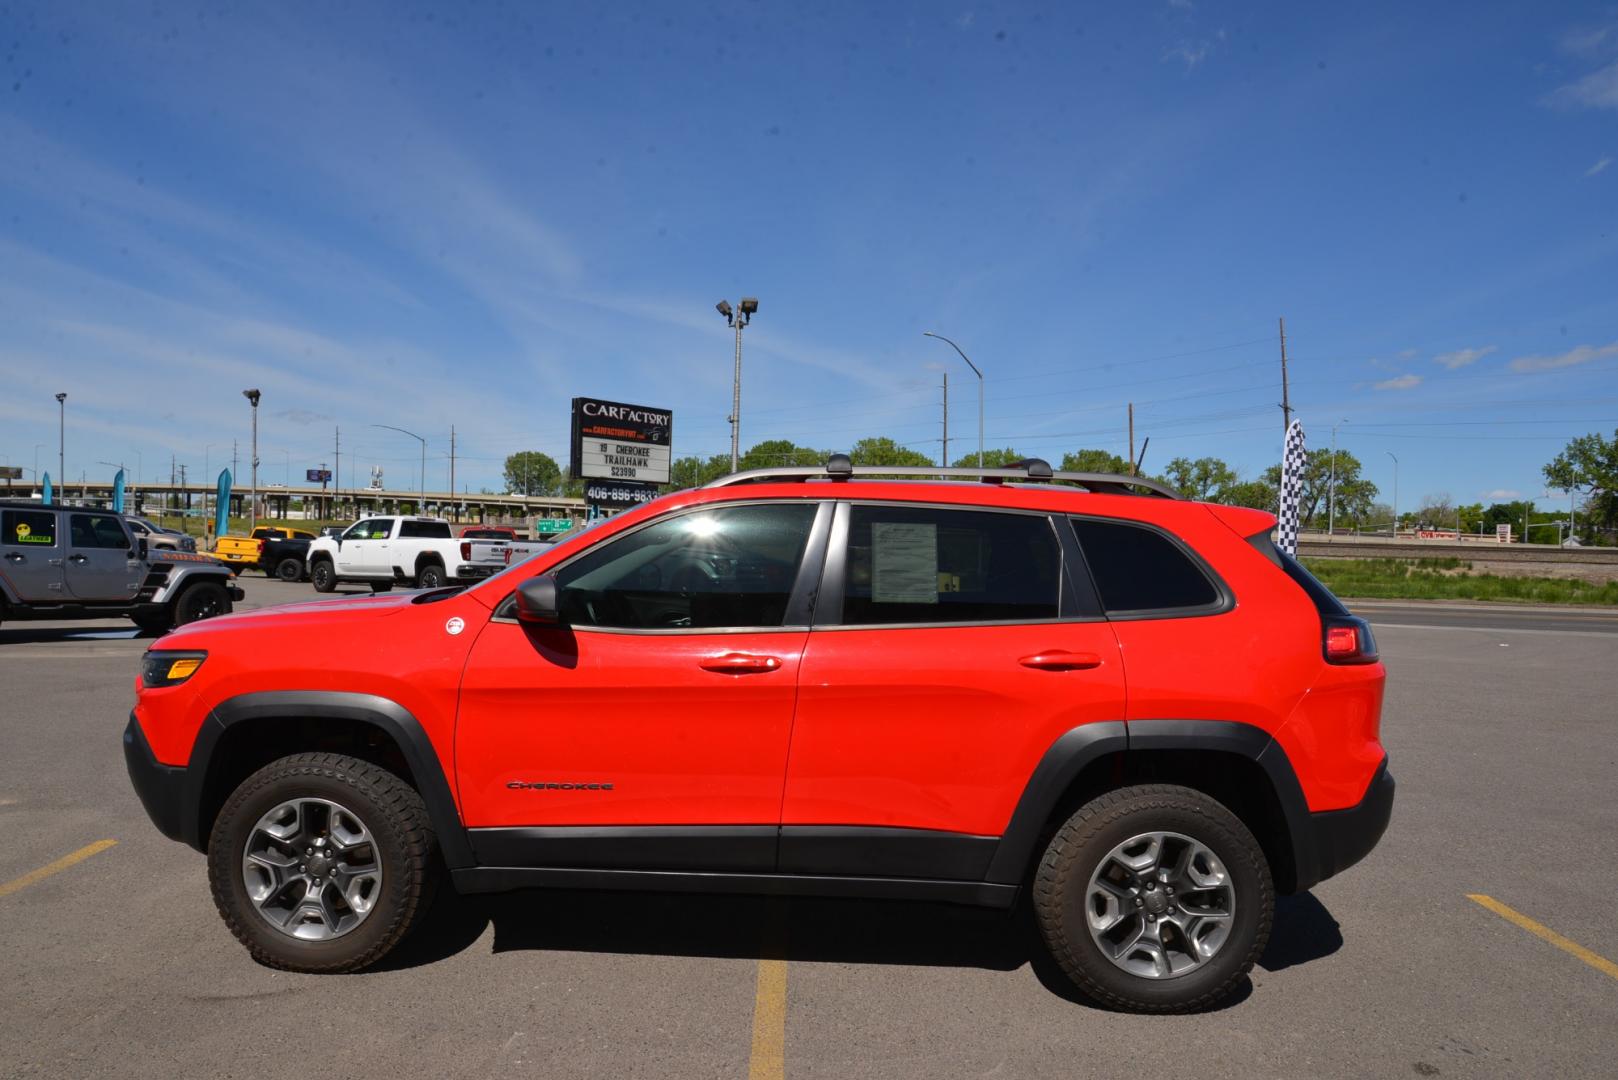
(123, 713, 190, 846)
(454, 564, 499, 580)
(1295, 756, 1394, 891)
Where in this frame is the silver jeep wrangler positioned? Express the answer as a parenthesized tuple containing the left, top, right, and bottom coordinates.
(0, 501, 243, 634)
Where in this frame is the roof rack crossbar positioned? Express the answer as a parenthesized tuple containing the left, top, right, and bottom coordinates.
(703, 462, 1183, 499)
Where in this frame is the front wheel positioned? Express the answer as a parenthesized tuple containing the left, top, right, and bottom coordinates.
(1032, 784, 1272, 1013)
(310, 559, 336, 593)
(173, 582, 230, 626)
(207, 753, 437, 973)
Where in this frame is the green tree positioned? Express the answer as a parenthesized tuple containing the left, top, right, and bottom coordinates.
(1544, 429, 1618, 541)
(848, 437, 935, 467)
(741, 439, 828, 470)
(1262, 449, 1378, 527)
(1220, 479, 1278, 511)
(1059, 448, 1130, 475)
(666, 454, 731, 490)
(951, 447, 1032, 468)
(504, 451, 562, 496)
(1162, 456, 1238, 501)
(1482, 500, 1536, 540)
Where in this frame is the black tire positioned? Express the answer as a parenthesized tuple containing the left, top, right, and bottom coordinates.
(369, 581, 393, 593)
(1032, 784, 1273, 1013)
(310, 559, 336, 593)
(415, 562, 445, 589)
(275, 557, 304, 582)
(207, 753, 437, 973)
(173, 581, 231, 627)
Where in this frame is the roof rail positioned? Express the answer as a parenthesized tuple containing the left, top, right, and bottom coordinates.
(704, 455, 1183, 499)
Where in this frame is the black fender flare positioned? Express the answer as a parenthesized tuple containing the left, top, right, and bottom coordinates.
(984, 719, 1318, 891)
(182, 691, 473, 868)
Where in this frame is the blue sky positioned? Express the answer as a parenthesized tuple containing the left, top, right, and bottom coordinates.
(2, 0, 1616, 510)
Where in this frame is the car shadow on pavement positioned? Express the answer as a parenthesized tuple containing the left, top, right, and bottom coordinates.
(375, 884, 1343, 1008)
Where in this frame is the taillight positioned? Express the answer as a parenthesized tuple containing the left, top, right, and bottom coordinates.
(1323, 616, 1378, 665)
(460, 541, 472, 561)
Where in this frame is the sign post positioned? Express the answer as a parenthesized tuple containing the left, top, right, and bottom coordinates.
(570, 397, 673, 516)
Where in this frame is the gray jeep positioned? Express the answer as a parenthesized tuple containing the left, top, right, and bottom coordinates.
(0, 500, 244, 634)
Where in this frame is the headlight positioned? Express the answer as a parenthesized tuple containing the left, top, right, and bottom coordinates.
(141, 650, 208, 688)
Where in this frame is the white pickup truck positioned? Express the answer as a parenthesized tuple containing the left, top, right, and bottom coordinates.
(305, 516, 507, 592)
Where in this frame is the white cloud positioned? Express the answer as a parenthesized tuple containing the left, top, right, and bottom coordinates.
(1483, 489, 1522, 500)
(1587, 155, 1612, 176)
(1162, 29, 1226, 71)
(1551, 59, 1618, 110)
(1561, 24, 1614, 56)
(1509, 340, 1618, 372)
(1374, 374, 1422, 390)
(1433, 345, 1497, 369)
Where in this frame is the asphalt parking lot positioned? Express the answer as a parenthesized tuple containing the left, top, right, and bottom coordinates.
(2, 578, 1616, 1079)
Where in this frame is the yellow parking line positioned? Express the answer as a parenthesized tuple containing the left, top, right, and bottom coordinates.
(1468, 894, 1618, 982)
(0, 840, 118, 899)
(748, 958, 787, 1080)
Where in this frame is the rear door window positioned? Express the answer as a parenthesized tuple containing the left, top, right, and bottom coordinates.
(840, 505, 1062, 625)
(70, 514, 131, 549)
(1069, 518, 1223, 615)
(399, 520, 453, 539)
(3, 509, 57, 547)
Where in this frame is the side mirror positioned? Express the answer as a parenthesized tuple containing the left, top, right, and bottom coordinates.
(137, 537, 149, 559)
(515, 574, 562, 625)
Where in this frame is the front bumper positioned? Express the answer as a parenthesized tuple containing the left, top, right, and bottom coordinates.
(123, 713, 190, 846)
(1296, 757, 1394, 891)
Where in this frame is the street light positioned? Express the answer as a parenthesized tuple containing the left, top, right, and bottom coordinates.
(1385, 451, 1399, 538)
(716, 297, 758, 473)
(371, 424, 426, 509)
(1328, 418, 1349, 539)
(923, 332, 983, 468)
(54, 393, 66, 492)
(243, 389, 261, 532)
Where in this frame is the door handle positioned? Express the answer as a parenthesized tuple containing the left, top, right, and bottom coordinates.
(3, 552, 21, 562)
(68, 554, 89, 564)
(699, 653, 784, 675)
(1018, 651, 1103, 671)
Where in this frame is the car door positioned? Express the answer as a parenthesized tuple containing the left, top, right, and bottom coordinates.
(64, 512, 141, 601)
(2, 508, 65, 602)
(455, 500, 831, 872)
(778, 501, 1127, 879)
(334, 519, 383, 575)
(359, 519, 397, 575)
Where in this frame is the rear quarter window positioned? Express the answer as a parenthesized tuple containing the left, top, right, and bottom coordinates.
(1069, 517, 1225, 616)
(3, 509, 57, 547)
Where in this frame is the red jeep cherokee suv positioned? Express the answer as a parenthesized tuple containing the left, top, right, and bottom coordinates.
(125, 458, 1391, 1012)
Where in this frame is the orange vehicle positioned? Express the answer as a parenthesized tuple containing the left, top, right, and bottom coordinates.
(125, 457, 1390, 1011)
(212, 526, 317, 572)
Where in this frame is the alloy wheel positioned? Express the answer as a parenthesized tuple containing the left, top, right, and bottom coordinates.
(1084, 830, 1235, 979)
(241, 797, 382, 941)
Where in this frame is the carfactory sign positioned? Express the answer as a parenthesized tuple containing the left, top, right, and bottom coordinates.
(569, 397, 673, 486)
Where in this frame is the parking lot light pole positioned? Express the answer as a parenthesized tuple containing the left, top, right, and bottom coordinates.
(923, 332, 983, 467)
(371, 424, 426, 510)
(55, 393, 66, 492)
(716, 298, 758, 473)
(1385, 450, 1398, 538)
(243, 389, 261, 532)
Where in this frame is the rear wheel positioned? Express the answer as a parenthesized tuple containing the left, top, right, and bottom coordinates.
(275, 557, 304, 582)
(415, 562, 445, 589)
(173, 581, 230, 626)
(207, 753, 436, 973)
(310, 559, 336, 593)
(1032, 784, 1272, 1013)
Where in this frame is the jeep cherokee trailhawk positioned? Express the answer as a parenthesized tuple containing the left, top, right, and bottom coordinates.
(124, 458, 1392, 1012)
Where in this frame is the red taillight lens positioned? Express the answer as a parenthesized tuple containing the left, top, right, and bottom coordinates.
(460, 541, 471, 561)
(1325, 625, 1360, 659)
(1323, 616, 1378, 664)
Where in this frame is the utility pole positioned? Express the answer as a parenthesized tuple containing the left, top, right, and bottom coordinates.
(449, 425, 457, 522)
(55, 392, 66, 495)
(1278, 317, 1292, 436)
(715, 298, 759, 473)
(923, 332, 984, 467)
(941, 372, 949, 468)
(1386, 451, 1399, 538)
(178, 463, 187, 516)
(1128, 403, 1136, 477)
(243, 389, 261, 533)
(334, 426, 341, 522)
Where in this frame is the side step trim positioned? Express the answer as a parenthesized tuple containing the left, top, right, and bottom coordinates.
(451, 866, 1019, 908)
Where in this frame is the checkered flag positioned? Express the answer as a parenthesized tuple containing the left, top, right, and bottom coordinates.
(1278, 419, 1306, 556)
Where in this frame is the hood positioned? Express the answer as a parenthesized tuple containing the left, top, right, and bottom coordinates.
(162, 591, 417, 644)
